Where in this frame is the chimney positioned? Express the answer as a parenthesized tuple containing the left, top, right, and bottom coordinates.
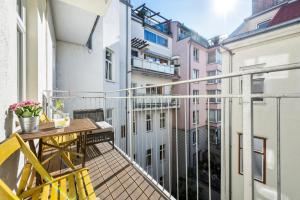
(252, 0, 287, 14)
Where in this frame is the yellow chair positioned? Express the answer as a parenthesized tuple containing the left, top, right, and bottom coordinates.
(40, 113, 78, 167)
(0, 133, 96, 200)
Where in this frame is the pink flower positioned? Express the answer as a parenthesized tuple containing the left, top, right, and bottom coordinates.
(9, 103, 19, 111)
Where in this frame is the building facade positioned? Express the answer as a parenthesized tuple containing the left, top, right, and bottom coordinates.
(171, 21, 223, 199)
(129, 5, 180, 189)
(221, 0, 300, 199)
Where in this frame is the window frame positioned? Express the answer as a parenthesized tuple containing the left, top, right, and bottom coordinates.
(146, 148, 152, 166)
(257, 19, 271, 30)
(160, 112, 166, 129)
(192, 110, 199, 124)
(106, 109, 113, 125)
(192, 69, 199, 79)
(17, 0, 26, 102)
(238, 133, 267, 184)
(121, 125, 126, 138)
(144, 29, 168, 47)
(193, 47, 199, 62)
(207, 70, 221, 84)
(105, 49, 113, 81)
(192, 90, 200, 104)
(209, 109, 221, 123)
(146, 113, 152, 132)
(159, 144, 166, 160)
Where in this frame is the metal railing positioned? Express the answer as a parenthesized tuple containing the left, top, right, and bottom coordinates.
(132, 57, 176, 75)
(43, 62, 300, 200)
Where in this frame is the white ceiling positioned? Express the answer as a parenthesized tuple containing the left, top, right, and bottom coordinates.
(51, 0, 99, 45)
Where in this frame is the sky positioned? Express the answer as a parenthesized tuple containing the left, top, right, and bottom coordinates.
(131, 0, 252, 39)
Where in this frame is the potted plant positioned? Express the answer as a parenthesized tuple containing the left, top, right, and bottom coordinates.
(9, 100, 42, 133)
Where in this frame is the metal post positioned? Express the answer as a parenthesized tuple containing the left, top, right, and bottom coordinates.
(176, 98, 179, 200)
(242, 74, 254, 200)
(276, 98, 281, 200)
(128, 89, 133, 161)
(184, 98, 188, 200)
(207, 98, 212, 200)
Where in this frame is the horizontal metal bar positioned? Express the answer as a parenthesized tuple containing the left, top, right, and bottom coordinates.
(104, 62, 300, 93)
(44, 62, 300, 95)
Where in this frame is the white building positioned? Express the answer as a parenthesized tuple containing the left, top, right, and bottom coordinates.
(221, 1, 300, 200)
(129, 5, 179, 189)
(53, 0, 131, 149)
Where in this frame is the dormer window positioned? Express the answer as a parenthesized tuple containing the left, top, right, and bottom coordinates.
(257, 19, 271, 29)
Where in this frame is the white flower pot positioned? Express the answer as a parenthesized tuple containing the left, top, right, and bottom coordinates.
(19, 116, 40, 133)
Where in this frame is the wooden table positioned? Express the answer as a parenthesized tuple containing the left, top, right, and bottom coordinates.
(20, 118, 99, 170)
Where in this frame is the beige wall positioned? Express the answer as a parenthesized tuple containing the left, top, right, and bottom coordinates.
(222, 23, 300, 200)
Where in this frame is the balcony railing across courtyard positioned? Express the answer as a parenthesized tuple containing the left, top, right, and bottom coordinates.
(132, 57, 175, 75)
(43, 62, 300, 200)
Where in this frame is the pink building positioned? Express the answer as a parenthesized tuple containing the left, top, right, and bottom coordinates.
(171, 21, 222, 175)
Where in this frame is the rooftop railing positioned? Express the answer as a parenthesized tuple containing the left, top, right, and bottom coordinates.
(43, 62, 300, 200)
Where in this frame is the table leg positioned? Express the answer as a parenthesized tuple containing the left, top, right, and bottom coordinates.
(36, 139, 43, 185)
(28, 140, 37, 156)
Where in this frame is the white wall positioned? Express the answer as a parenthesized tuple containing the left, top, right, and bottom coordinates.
(222, 23, 300, 200)
(0, 0, 18, 140)
(0, 0, 56, 190)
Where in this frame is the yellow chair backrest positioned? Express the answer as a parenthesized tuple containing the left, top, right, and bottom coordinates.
(0, 133, 53, 199)
(40, 113, 51, 123)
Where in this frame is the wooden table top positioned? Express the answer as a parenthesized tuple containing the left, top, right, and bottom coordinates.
(20, 118, 99, 141)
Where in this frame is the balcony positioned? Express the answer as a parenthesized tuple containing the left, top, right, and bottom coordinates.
(69, 142, 168, 199)
(132, 57, 178, 77)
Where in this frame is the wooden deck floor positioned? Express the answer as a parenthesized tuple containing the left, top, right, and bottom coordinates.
(44, 142, 168, 200)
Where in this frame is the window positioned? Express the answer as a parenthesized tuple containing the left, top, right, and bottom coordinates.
(239, 134, 266, 183)
(121, 125, 126, 138)
(239, 76, 264, 102)
(157, 35, 168, 47)
(210, 128, 221, 145)
(252, 78, 264, 101)
(144, 30, 168, 47)
(132, 83, 137, 96)
(257, 20, 270, 30)
(131, 50, 138, 57)
(193, 48, 199, 62)
(207, 70, 221, 84)
(159, 176, 164, 186)
(192, 131, 196, 144)
(192, 69, 199, 79)
(134, 153, 137, 161)
(146, 149, 152, 166)
(160, 112, 166, 129)
(208, 50, 216, 64)
(209, 109, 221, 123)
(146, 84, 163, 95)
(106, 109, 113, 125)
(193, 90, 199, 104)
(105, 49, 113, 80)
(160, 144, 165, 160)
(132, 115, 136, 135)
(207, 90, 221, 103)
(17, 0, 26, 101)
(146, 114, 152, 132)
(193, 110, 199, 124)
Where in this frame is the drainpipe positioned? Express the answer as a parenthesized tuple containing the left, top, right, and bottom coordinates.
(220, 43, 234, 200)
